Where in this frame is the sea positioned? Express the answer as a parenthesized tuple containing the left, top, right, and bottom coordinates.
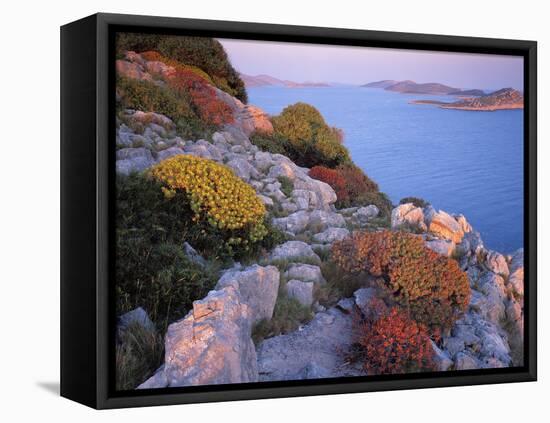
(248, 86, 524, 254)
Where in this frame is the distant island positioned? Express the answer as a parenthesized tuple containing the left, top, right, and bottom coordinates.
(362, 79, 485, 96)
(240, 73, 330, 88)
(411, 88, 524, 111)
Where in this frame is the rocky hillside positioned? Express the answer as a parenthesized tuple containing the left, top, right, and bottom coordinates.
(114, 48, 524, 390)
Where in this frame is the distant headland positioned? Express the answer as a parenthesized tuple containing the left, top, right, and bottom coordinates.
(362, 79, 486, 96)
(411, 88, 524, 111)
(240, 73, 330, 88)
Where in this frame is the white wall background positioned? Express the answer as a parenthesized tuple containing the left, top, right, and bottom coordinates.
(1, 0, 546, 420)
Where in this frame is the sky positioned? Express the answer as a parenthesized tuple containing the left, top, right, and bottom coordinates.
(218, 38, 523, 91)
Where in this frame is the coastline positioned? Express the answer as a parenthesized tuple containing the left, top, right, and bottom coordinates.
(409, 99, 524, 111)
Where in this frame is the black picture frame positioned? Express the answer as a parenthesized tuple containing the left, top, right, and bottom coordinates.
(61, 12, 537, 409)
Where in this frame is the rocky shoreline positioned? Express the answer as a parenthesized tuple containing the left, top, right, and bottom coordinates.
(115, 51, 524, 389)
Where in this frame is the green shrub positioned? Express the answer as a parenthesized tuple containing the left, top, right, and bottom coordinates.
(116, 33, 247, 102)
(252, 286, 313, 344)
(116, 76, 207, 138)
(271, 103, 351, 168)
(115, 322, 163, 390)
(277, 176, 294, 197)
(399, 196, 430, 209)
(316, 261, 367, 307)
(250, 131, 292, 155)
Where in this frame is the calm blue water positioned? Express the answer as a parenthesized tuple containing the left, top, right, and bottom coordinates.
(248, 86, 524, 253)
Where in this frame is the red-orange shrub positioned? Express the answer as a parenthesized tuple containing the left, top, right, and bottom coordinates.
(138, 51, 234, 127)
(354, 307, 434, 375)
(332, 231, 470, 332)
(309, 166, 349, 204)
(308, 164, 380, 209)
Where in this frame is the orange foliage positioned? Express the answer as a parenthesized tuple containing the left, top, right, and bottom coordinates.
(309, 164, 379, 208)
(355, 306, 434, 375)
(140, 51, 234, 127)
(332, 231, 470, 332)
(309, 166, 349, 204)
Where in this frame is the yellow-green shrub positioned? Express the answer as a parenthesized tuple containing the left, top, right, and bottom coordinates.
(149, 155, 267, 250)
(271, 103, 351, 168)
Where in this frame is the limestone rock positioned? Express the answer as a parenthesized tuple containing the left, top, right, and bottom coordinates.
(455, 352, 481, 370)
(226, 158, 260, 182)
(272, 211, 310, 234)
(353, 205, 379, 224)
(269, 241, 321, 264)
(484, 250, 510, 277)
(353, 288, 379, 316)
(117, 307, 155, 335)
(257, 308, 362, 381)
(116, 59, 153, 82)
(426, 239, 455, 257)
(508, 248, 524, 297)
(139, 285, 258, 388)
(286, 280, 314, 307)
(312, 227, 350, 244)
(183, 242, 206, 267)
(391, 203, 427, 231)
(216, 265, 280, 324)
(308, 210, 346, 231)
(285, 264, 325, 284)
(431, 341, 453, 371)
(473, 272, 507, 324)
(428, 210, 464, 243)
(116, 148, 155, 175)
(156, 147, 185, 162)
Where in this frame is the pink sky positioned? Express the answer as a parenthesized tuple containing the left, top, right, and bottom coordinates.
(219, 38, 523, 90)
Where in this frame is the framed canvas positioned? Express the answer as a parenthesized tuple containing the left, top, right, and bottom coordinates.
(60, 13, 537, 409)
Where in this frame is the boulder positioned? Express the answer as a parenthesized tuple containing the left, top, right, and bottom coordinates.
(226, 158, 260, 182)
(484, 250, 510, 277)
(286, 280, 314, 307)
(463, 231, 485, 255)
(138, 285, 258, 388)
(353, 205, 379, 224)
(267, 162, 297, 181)
(156, 147, 185, 162)
(428, 210, 464, 243)
(508, 249, 524, 297)
(353, 288, 379, 316)
(117, 307, 155, 335)
(312, 227, 350, 244)
(272, 211, 310, 234)
(431, 341, 453, 371)
(269, 241, 320, 264)
(183, 242, 206, 267)
(336, 298, 356, 314)
(470, 271, 507, 324)
(183, 143, 213, 160)
(116, 148, 155, 175)
(455, 214, 473, 233)
(426, 239, 455, 257)
(116, 59, 152, 82)
(391, 203, 427, 231)
(455, 352, 480, 370)
(285, 264, 325, 284)
(308, 210, 346, 231)
(216, 265, 280, 324)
